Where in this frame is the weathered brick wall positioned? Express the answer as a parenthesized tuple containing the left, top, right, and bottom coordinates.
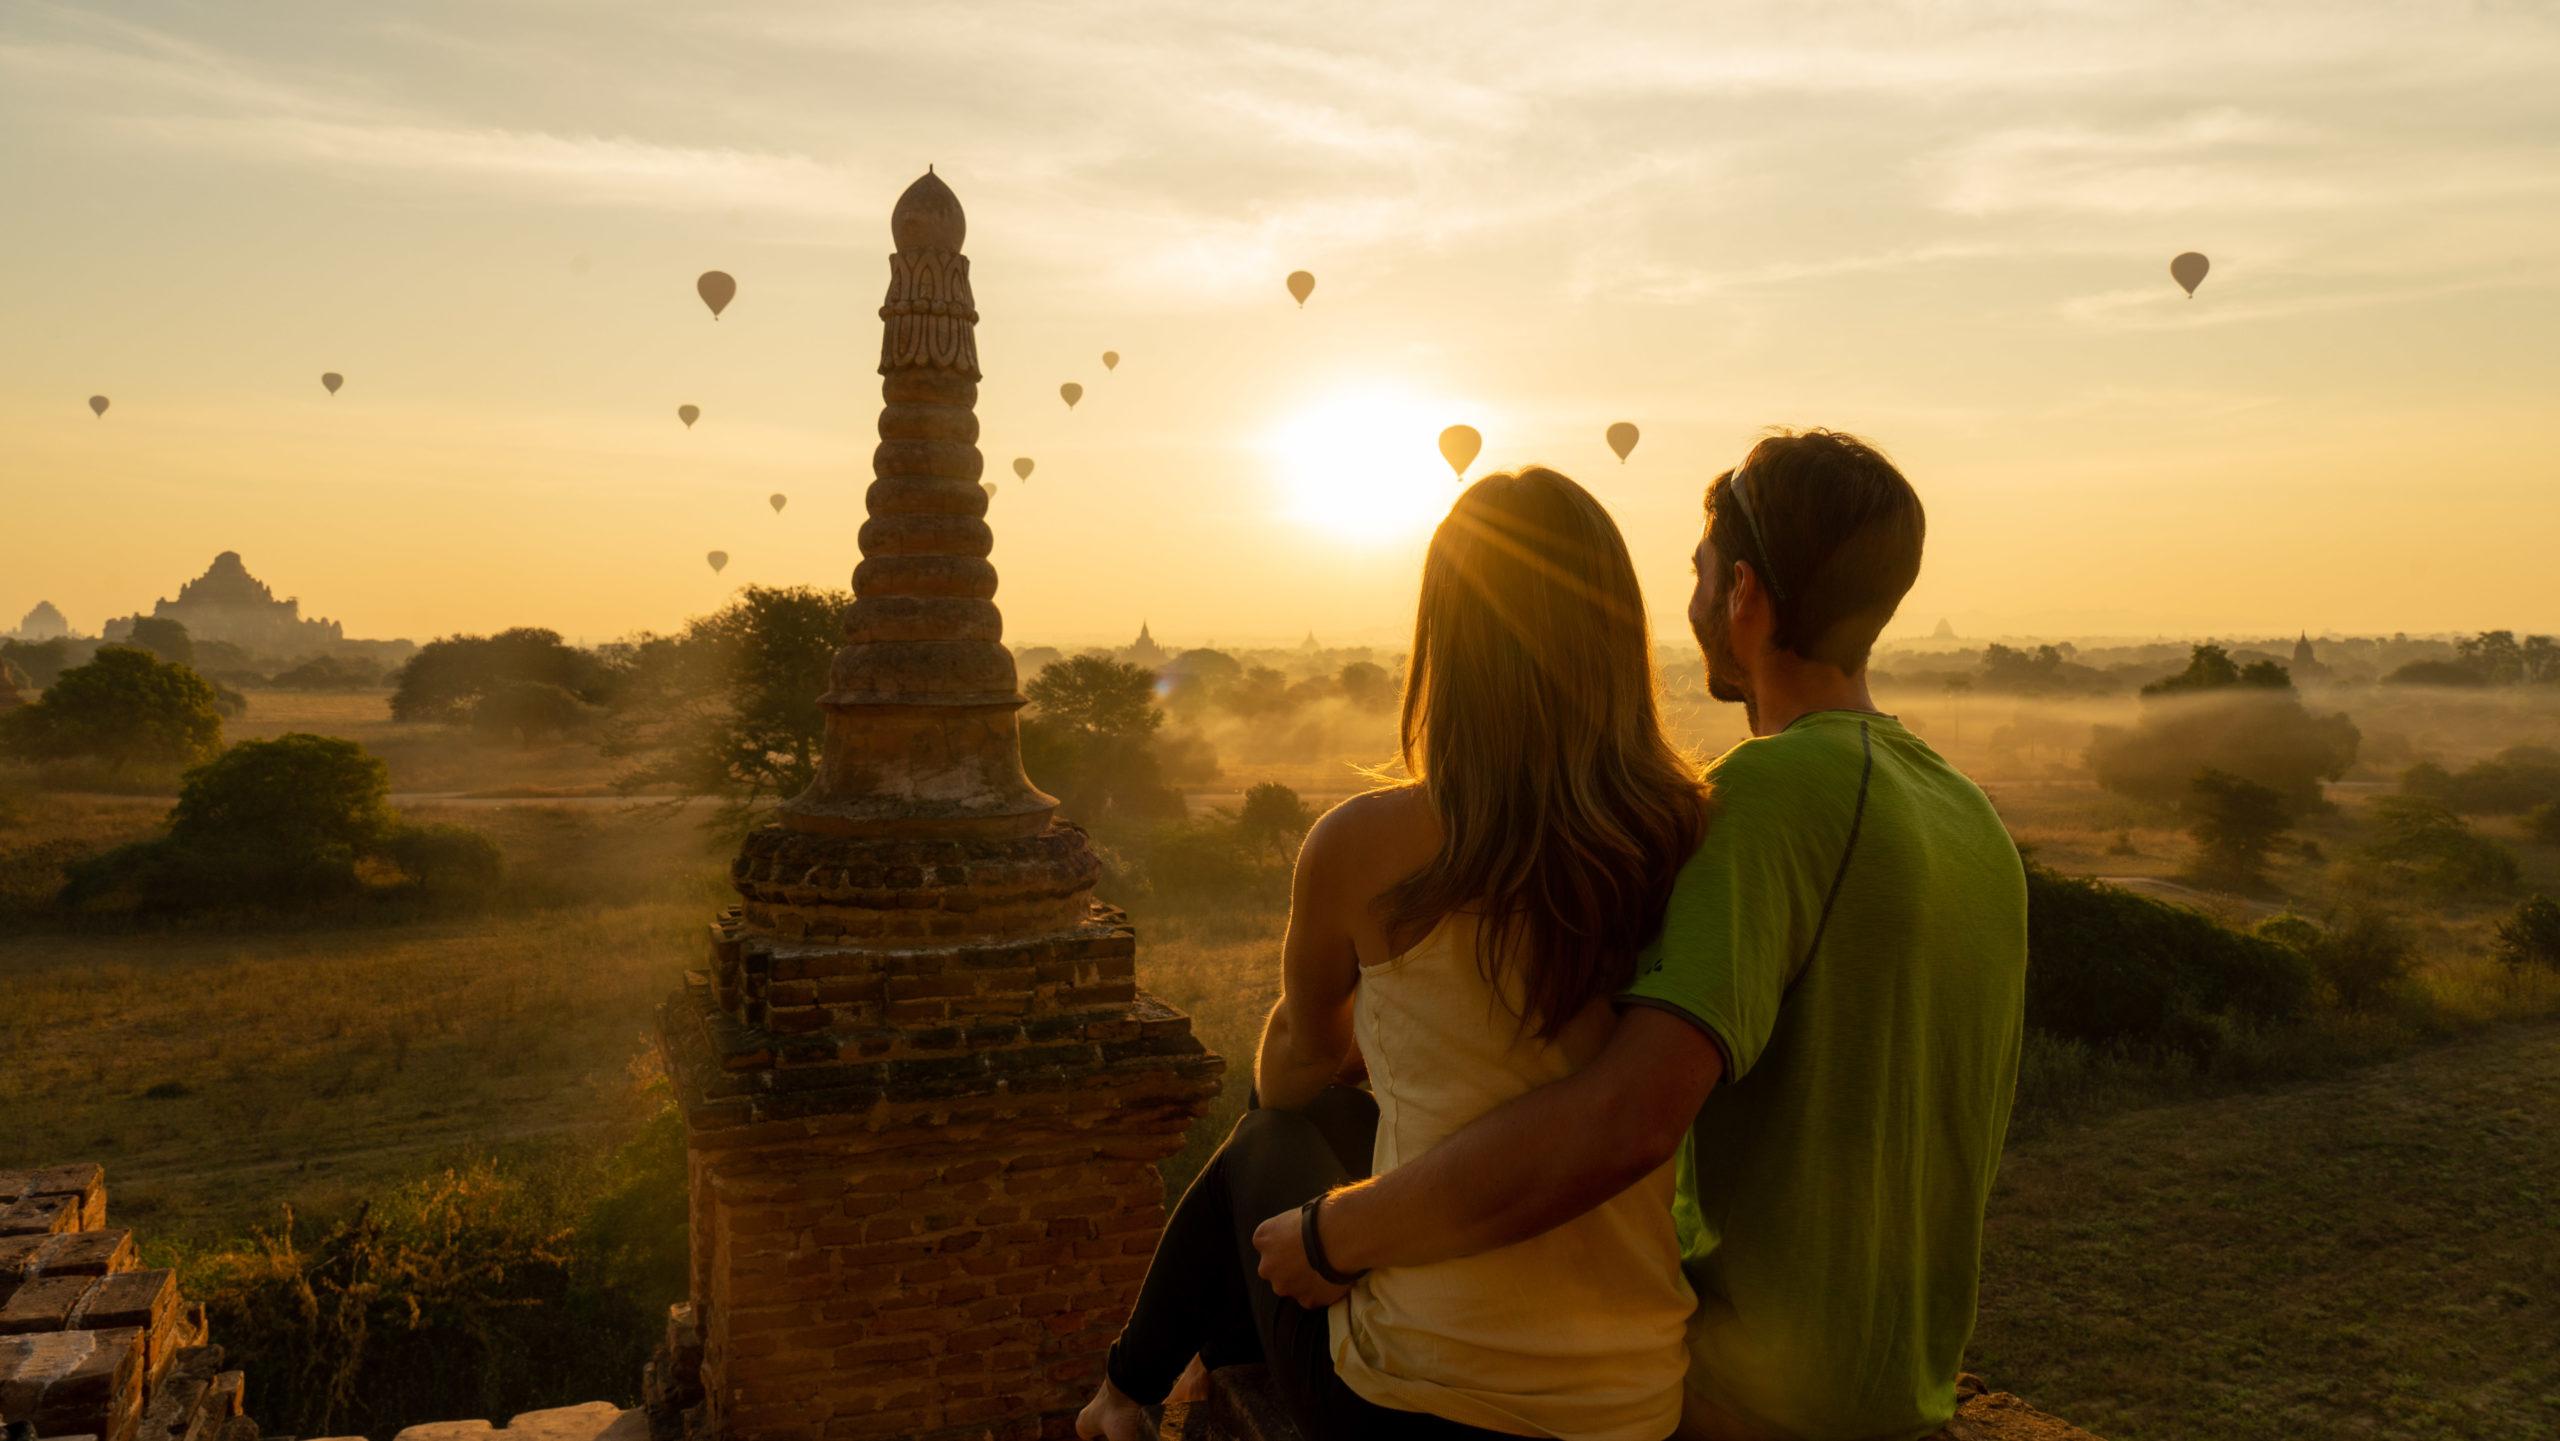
(0, 1165, 259, 1441)
(656, 867, 1221, 1441)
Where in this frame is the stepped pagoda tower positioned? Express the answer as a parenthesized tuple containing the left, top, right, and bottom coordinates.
(650, 172, 1221, 1441)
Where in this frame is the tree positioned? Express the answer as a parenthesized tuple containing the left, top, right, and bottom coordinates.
(1020, 656, 1182, 822)
(63, 733, 496, 912)
(0, 646, 223, 772)
(2494, 897, 2560, 973)
(2184, 769, 2289, 890)
(610, 586, 846, 806)
(124, 616, 195, 667)
(1337, 661, 1396, 712)
(2529, 801, 2560, 847)
(2356, 796, 2521, 899)
(472, 681, 596, 746)
(2306, 911, 2413, 1012)
(391, 628, 615, 723)
(270, 655, 385, 691)
(1235, 782, 1316, 863)
(2141, 643, 2291, 697)
(2088, 687, 2359, 816)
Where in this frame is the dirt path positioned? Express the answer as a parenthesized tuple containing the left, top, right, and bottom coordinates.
(1971, 1019, 2560, 1440)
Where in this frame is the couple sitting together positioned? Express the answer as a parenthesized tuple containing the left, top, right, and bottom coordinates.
(1080, 430, 2029, 1441)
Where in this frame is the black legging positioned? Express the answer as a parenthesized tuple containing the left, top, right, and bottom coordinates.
(1104, 1087, 1521, 1440)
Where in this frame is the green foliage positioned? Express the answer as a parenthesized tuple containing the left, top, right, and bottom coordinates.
(607, 586, 846, 808)
(2354, 795, 2521, 900)
(2529, 801, 2560, 846)
(2381, 658, 2488, 687)
(2087, 687, 2358, 815)
(1021, 655, 1185, 823)
(269, 655, 386, 691)
(2183, 768, 2290, 890)
(1235, 781, 1316, 863)
(0, 636, 87, 689)
(123, 615, 194, 666)
(2494, 896, 2560, 973)
(2251, 913, 2324, 955)
(392, 628, 616, 724)
(0, 646, 224, 772)
(2304, 911, 2414, 1012)
(471, 681, 597, 746)
(2140, 643, 2292, 697)
(2023, 865, 2313, 1055)
(2397, 745, 2560, 815)
(185, 1091, 686, 1440)
(61, 734, 498, 914)
(1336, 660, 1397, 711)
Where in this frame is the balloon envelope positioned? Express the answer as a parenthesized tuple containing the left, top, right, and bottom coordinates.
(1060, 382, 1082, 409)
(1439, 425, 1481, 479)
(1101, 351, 1119, 371)
(705, 550, 729, 574)
(87, 395, 109, 417)
(1286, 270, 1315, 307)
(1606, 421, 1639, 463)
(1012, 457, 1034, 480)
(321, 372, 343, 395)
(677, 404, 700, 428)
(768, 493, 787, 514)
(982, 481, 999, 498)
(2170, 252, 2210, 296)
(697, 270, 736, 319)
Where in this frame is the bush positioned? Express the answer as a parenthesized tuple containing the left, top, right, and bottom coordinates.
(186, 1090, 684, 1441)
(2495, 897, 2560, 973)
(2306, 911, 2414, 1011)
(269, 655, 385, 691)
(2087, 689, 2359, 816)
(2400, 747, 2560, 816)
(392, 628, 616, 723)
(2023, 865, 2314, 1055)
(471, 681, 596, 746)
(2531, 802, 2560, 847)
(2355, 795, 2521, 900)
(2183, 769, 2289, 890)
(386, 824, 505, 899)
(0, 646, 224, 773)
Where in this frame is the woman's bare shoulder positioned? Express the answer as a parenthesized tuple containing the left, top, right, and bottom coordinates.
(1301, 785, 1440, 887)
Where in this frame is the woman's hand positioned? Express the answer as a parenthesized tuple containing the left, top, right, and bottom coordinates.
(1252, 1201, 1353, 1309)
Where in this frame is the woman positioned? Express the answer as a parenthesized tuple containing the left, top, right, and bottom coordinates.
(1079, 468, 1705, 1441)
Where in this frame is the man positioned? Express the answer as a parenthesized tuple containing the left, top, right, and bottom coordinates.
(1255, 429, 2028, 1441)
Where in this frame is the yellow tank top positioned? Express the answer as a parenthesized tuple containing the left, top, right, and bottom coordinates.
(1327, 915, 1694, 1440)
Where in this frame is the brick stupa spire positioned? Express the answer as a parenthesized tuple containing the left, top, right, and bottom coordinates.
(651, 172, 1222, 1441)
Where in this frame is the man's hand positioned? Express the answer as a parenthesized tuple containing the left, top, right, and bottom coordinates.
(1252, 1199, 1352, 1309)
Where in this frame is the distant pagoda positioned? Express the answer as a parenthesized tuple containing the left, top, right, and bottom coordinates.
(9, 600, 70, 641)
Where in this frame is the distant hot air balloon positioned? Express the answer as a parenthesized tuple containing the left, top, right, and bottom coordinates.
(1606, 421, 1639, 463)
(321, 372, 343, 396)
(677, 404, 700, 429)
(1286, 271, 1315, 308)
(768, 493, 787, 514)
(982, 481, 999, 499)
(697, 270, 737, 319)
(1101, 351, 1119, 372)
(1439, 425, 1481, 479)
(706, 550, 729, 575)
(1012, 457, 1034, 481)
(88, 395, 109, 418)
(2170, 252, 2210, 297)
(1060, 382, 1082, 410)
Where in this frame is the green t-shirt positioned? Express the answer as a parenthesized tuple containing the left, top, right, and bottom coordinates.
(1622, 711, 2026, 1441)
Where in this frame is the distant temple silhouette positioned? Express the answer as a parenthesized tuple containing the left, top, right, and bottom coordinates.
(101, 552, 408, 664)
(8, 600, 70, 641)
(1126, 620, 1168, 667)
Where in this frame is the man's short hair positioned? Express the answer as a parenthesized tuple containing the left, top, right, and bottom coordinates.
(1706, 429, 1925, 672)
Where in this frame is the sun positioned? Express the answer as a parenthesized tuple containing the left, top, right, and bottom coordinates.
(1263, 383, 1459, 544)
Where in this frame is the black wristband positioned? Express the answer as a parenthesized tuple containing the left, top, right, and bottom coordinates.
(1300, 1195, 1365, 1287)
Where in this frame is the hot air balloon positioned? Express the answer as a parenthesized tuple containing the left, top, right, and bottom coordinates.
(1439, 425, 1481, 479)
(1012, 457, 1034, 481)
(321, 372, 343, 396)
(2170, 252, 2210, 297)
(87, 395, 109, 418)
(677, 404, 700, 429)
(706, 551, 729, 575)
(1101, 351, 1119, 372)
(1286, 271, 1315, 308)
(1606, 422, 1639, 464)
(1060, 382, 1082, 410)
(768, 493, 788, 514)
(982, 481, 999, 499)
(697, 270, 737, 319)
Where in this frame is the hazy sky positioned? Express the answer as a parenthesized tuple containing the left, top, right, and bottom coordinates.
(5, 1, 2557, 648)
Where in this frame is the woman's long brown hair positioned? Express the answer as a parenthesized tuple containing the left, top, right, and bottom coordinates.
(1380, 467, 1706, 1038)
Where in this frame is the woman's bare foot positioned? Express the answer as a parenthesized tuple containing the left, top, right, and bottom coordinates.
(1075, 1377, 1158, 1441)
(1168, 1356, 1210, 1405)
